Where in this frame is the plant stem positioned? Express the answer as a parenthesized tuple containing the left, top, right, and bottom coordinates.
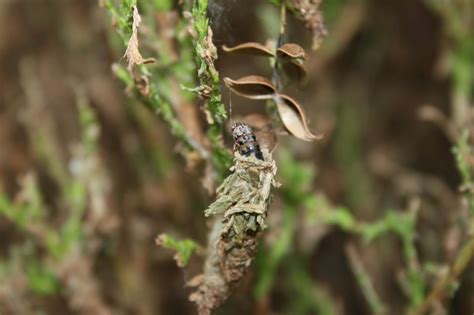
(410, 3, 474, 313)
(272, 2, 286, 91)
(192, 0, 232, 177)
(346, 243, 387, 315)
(409, 238, 474, 315)
(279, 2, 286, 46)
(105, 2, 205, 154)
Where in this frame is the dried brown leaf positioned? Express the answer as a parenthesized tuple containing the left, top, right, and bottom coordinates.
(275, 94, 323, 141)
(277, 43, 307, 81)
(277, 43, 307, 60)
(223, 42, 275, 57)
(203, 27, 218, 65)
(223, 76, 276, 100)
(124, 6, 155, 70)
(134, 73, 150, 96)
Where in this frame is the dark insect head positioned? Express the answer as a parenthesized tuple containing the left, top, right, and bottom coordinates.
(231, 122, 264, 160)
(231, 122, 252, 141)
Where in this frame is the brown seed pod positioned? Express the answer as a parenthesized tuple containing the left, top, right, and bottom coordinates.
(277, 43, 308, 60)
(223, 42, 275, 57)
(281, 59, 307, 82)
(275, 94, 323, 141)
(223, 76, 276, 100)
(277, 43, 307, 81)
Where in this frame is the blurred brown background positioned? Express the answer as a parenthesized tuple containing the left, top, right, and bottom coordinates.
(0, 0, 473, 314)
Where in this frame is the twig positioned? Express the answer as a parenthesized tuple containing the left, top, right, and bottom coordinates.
(346, 243, 387, 315)
(279, 2, 286, 47)
(104, 2, 213, 169)
(192, 0, 233, 177)
(409, 2, 474, 312)
(408, 237, 474, 315)
(272, 2, 286, 91)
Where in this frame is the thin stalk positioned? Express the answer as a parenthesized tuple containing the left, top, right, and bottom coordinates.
(105, 2, 208, 158)
(192, 0, 232, 178)
(346, 244, 387, 315)
(409, 238, 474, 315)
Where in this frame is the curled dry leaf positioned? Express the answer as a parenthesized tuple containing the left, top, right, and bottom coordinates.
(134, 73, 150, 96)
(275, 94, 323, 141)
(202, 26, 218, 68)
(277, 43, 307, 81)
(223, 76, 276, 100)
(124, 6, 155, 70)
(223, 42, 275, 57)
(277, 43, 307, 60)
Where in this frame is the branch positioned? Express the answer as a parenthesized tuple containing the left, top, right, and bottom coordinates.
(408, 238, 474, 315)
(192, 0, 233, 177)
(104, 1, 211, 163)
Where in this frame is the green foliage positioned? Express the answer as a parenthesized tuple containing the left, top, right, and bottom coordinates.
(453, 38, 473, 97)
(254, 205, 296, 298)
(255, 150, 341, 312)
(105, 1, 195, 151)
(207, 124, 233, 178)
(322, 0, 346, 26)
(105, 0, 232, 178)
(306, 195, 425, 309)
(153, 0, 172, 11)
(0, 244, 59, 296)
(0, 177, 61, 296)
(0, 102, 101, 296)
(268, 0, 281, 6)
(288, 257, 338, 315)
(255, 149, 314, 298)
(26, 262, 59, 295)
(78, 100, 100, 155)
(112, 64, 134, 87)
(360, 211, 416, 246)
(0, 172, 44, 231)
(255, 146, 426, 311)
(258, 2, 280, 40)
(305, 195, 355, 231)
(46, 211, 83, 260)
(278, 148, 315, 202)
(333, 100, 375, 212)
(45, 102, 99, 260)
(192, 0, 233, 176)
(157, 234, 199, 267)
(103, 0, 136, 38)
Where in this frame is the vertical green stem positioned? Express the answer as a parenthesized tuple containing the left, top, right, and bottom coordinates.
(192, 0, 232, 178)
